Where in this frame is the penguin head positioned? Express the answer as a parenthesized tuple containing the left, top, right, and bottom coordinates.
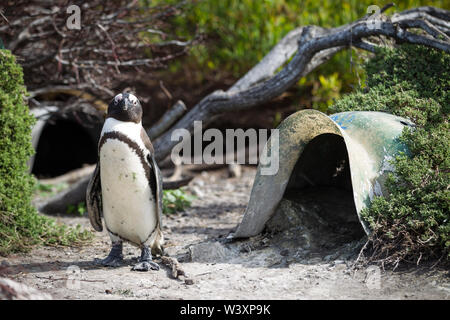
(107, 92, 143, 123)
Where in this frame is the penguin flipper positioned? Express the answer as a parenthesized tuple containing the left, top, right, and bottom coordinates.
(86, 162, 103, 232)
(140, 128, 163, 230)
(144, 153, 164, 255)
(141, 127, 164, 254)
(149, 153, 164, 235)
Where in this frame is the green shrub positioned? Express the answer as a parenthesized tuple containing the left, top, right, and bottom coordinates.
(331, 45, 449, 266)
(66, 202, 87, 216)
(163, 188, 196, 214)
(0, 50, 91, 256)
(33, 181, 68, 198)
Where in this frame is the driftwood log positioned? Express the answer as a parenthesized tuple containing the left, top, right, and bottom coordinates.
(150, 5, 450, 162)
(37, 171, 194, 214)
(36, 175, 90, 214)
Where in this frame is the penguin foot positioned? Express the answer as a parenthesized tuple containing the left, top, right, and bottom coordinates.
(95, 242, 123, 267)
(131, 246, 159, 271)
(95, 255, 124, 267)
(132, 260, 160, 272)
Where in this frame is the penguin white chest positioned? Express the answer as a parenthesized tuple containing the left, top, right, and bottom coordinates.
(99, 137, 156, 245)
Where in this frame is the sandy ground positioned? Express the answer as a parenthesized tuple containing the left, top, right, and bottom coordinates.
(1, 167, 449, 300)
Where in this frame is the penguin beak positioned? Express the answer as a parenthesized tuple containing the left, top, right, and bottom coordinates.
(123, 98, 133, 111)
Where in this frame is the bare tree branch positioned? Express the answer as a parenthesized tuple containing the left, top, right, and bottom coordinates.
(153, 6, 450, 162)
(396, 19, 450, 41)
(0, 0, 195, 103)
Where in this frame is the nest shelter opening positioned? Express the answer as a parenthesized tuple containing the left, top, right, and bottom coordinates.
(31, 118, 98, 178)
(266, 133, 366, 254)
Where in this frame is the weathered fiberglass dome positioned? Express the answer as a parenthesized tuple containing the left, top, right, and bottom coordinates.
(234, 109, 414, 243)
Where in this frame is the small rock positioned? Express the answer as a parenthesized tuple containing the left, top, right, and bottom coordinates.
(200, 171, 209, 178)
(189, 242, 234, 263)
(105, 289, 112, 294)
(190, 186, 204, 198)
(228, 163, 242, 178)
(193, 179, 205, 187)
(184, 278, 194, 285)
(0, 260, 10, 267)
(334, 263, 348, 272)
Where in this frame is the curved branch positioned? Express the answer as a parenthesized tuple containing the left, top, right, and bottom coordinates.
(396, 19, 450, 41)
(392, 7, 450, 33)
(153, 6, 450, 162)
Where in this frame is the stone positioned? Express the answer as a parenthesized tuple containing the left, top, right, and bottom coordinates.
(189, 242, 234, 263)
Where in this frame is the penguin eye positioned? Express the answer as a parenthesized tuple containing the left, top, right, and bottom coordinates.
(114, 94, 122, 105)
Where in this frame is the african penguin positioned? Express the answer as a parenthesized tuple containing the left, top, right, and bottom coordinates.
(86, 92, 164, 271)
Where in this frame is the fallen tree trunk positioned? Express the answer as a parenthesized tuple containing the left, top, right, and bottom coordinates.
(36, 175, 90, 214)
(152, 5, 450, 162)
(37, 172, 194, 214)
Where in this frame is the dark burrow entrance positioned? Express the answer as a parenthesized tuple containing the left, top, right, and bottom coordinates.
(32, 118, 100, 178)
(266, 133, 366, 258)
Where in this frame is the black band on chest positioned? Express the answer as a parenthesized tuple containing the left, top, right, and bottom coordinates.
(99, 131, 152, 183)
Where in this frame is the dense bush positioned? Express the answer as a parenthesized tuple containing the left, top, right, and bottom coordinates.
(0, 50, 91, 255)
(331, 45, 449, 266)
(153, 0, 448, 111)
